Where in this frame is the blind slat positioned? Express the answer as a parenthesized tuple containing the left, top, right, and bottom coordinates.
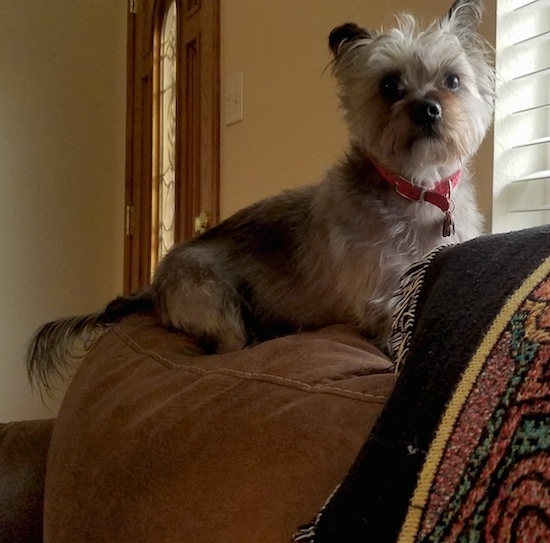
(513, 135, 550, 148)
(514, 29, 550, 46)
(512, 170, 550, 183)
(515, 0, 550, 12)
(510, 205, 550, 212)
(513, 65, 550, 80)
(513, 102, 550, 115)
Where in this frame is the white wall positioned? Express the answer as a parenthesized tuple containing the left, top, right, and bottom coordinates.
(0, 1, 126, 420)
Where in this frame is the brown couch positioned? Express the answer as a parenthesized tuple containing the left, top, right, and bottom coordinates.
(1, 317, 395, 542)
(6, 226, 550, 542)
(0, 419, 53, 543)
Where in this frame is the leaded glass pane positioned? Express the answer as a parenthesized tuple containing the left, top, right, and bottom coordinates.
(159, 1, 177, 262)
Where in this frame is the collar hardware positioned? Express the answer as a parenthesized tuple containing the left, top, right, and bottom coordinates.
(372, 161, 461, 237)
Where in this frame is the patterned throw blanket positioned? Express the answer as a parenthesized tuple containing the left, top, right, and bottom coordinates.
(294, 225, 550, 542)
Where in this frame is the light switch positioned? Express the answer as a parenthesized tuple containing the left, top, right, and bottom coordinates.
(225, 72, 244, 126)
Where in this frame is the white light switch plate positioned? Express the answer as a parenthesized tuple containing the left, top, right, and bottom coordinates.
(225, 72, 244, 126)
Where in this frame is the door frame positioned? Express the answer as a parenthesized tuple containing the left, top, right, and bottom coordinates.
(124, 0, 220, 293)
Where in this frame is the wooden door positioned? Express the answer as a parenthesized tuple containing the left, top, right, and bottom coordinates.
(125, 0, 220, 293)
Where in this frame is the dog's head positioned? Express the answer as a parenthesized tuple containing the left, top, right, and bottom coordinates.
(330, 0, 494, 184)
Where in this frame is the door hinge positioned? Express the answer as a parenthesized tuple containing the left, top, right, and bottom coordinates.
(130, 0, 137, 14)
(125, 204, 134, 236)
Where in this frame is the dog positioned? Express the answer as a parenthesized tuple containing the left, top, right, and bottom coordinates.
(27, 0, 494, 388)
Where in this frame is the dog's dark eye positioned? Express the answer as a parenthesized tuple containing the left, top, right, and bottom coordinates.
(444, 74, 461, 91)
(379, 73, 405, 102)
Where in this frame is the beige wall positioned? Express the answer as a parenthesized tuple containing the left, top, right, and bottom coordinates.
(0, 1, 126, 420)
(220, 0, 496, 227)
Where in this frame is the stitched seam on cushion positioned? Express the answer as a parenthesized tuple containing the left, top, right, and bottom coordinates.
(113, 325, 391, 402)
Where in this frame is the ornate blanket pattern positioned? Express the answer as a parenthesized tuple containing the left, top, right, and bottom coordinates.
(399, 256, 550, 542)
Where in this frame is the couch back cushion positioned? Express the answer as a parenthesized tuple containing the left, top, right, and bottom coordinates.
(44, 315, 394, 543)
(0, 419, 53, 543)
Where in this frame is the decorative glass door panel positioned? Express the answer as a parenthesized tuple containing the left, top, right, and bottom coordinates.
(155, 0, 177, 272)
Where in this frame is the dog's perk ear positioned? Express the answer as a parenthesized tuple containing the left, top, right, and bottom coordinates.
(445, 0, 483, 32)
(329, 23, 372, 56)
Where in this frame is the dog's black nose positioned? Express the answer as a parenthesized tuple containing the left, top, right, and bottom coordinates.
(411, 99, 442, 126)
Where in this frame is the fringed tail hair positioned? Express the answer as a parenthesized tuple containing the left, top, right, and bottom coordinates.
(26, 290, 153, 391)
(26, 312, 106, 392)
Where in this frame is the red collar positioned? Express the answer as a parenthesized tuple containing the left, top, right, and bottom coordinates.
(372, 162, 461, 214)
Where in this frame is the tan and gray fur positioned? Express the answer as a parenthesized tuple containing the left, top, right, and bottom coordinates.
(27, 0, 494, 388)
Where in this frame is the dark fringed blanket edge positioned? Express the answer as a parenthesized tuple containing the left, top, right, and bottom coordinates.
(387, 244, 448, 371)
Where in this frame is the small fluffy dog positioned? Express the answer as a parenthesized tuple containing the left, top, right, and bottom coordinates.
(27, 0, 494, 388)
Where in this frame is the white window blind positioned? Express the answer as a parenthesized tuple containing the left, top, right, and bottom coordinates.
(494, 0, 550, 232)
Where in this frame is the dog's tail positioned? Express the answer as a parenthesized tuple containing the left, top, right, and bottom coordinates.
(26, 289, 153, 390)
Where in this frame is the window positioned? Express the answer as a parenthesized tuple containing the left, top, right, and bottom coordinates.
(494, 0, 550, 232)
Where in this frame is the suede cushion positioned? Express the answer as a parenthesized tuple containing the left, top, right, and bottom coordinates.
(0, 418, 54, 543)
(44, 315, 395, 542)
